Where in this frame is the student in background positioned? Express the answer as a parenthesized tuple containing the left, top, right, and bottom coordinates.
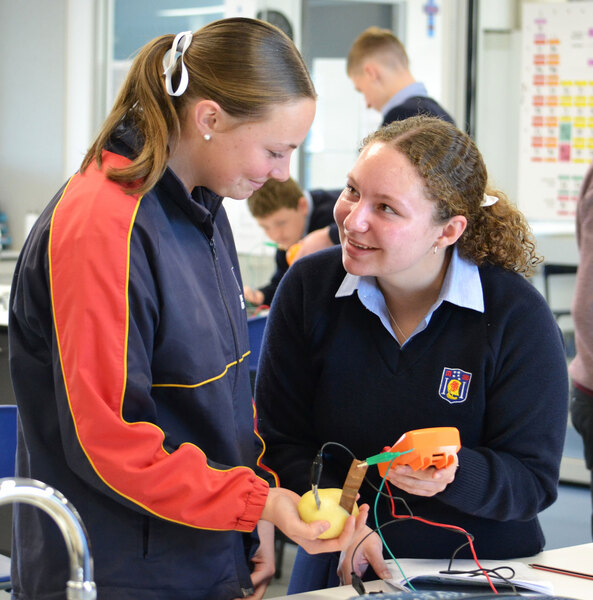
(8, 18, 368, 600)
(347, 26, 455, 127)
(243, 177, 341, 306)
(256, 116, 568, 593)
(293, 27, 455, 261)
(569, 161, 593, 538)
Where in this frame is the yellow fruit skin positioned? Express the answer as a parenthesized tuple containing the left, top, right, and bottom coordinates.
(297, 488, 359, 539)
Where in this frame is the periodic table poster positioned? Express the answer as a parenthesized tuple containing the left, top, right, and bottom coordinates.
(518, 2, 593, 221)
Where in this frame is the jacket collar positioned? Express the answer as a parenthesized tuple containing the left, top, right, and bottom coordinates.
(108, 121, 224, 235)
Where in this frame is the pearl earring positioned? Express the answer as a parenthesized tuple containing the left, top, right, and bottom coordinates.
(433, 244, 438, 254)
(203, 134, 211, 141)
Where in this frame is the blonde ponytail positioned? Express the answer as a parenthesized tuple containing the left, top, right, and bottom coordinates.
(81, 35, 179, 195)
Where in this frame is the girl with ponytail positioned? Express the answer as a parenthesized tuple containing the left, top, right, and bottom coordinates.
(9, 18, 368, 600)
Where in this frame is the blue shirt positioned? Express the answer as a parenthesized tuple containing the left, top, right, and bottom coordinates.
(381, 81, 429, 117)
(335, 246, 484, 346)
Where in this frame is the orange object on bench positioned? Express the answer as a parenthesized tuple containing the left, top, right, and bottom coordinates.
(286, 242, 303, 266)
(377, 426, 460, 477)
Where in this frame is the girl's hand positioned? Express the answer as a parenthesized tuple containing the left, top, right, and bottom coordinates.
(261, 487, 370, 554)
(386, 456, 458, 497)
(234, 520, 275, 600)
(337, 526, 391, 585)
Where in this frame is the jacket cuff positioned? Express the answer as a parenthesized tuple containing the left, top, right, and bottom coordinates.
(236, 476, 269, 531)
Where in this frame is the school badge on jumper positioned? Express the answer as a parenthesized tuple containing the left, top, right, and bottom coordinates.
(439, 367, 472, 404)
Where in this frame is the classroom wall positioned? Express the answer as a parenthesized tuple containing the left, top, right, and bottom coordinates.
(0, 0, 582, 272)
(473, 0, 579, 269)
(0, 0, 67, 251)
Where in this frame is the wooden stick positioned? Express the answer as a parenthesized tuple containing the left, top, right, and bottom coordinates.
(339, 458, 368, 513)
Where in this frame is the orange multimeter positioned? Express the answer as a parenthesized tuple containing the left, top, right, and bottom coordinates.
(376, 426, 461, 477)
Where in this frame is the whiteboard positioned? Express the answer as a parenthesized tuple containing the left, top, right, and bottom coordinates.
(518, 2, 593, 222)
(306, 58, 381, 189)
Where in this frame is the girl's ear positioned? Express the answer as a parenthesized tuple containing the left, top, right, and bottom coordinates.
(436, 215, 467, 249)
(191, 99, 224, 137)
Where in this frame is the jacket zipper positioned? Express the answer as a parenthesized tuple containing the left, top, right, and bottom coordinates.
(209, 235, 255, 597)
(208, 236, 241, 360)
(231, 266, 246, 310)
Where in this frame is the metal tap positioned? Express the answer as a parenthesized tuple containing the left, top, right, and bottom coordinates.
(0, 477, 97, 600)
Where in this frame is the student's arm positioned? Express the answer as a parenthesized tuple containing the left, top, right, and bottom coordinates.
(255, 264, 331, 494)
(244, 286, 264, 306)
(570, 168, 593, 389)
(292, 189, 342, 261)
(256, 248, 289, 306)
(293, 225, 339, 261)
(435, 289, 569, 521)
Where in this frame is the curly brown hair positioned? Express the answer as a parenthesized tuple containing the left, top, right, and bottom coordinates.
(362, 116, 541, 276)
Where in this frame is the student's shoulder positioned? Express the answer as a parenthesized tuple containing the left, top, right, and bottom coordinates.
(384, 98, 454, 125)
(285, 246, 345, 292)
(479, 263, 551, 318)
(293, 244, 343, 272)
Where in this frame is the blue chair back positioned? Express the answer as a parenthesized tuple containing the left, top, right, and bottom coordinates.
(0, 405, 17, 479)
(247, 315, 267, 373)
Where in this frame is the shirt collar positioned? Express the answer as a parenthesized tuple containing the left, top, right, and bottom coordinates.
(440, 246, 484, 312)
(336, 246, 484, 345)
(381, 81, 429, 116)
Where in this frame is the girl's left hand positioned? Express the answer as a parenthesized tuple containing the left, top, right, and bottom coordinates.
(234, 520, 276, 600)
(386, 456, 458, 497)
(337, 525, 392, 585)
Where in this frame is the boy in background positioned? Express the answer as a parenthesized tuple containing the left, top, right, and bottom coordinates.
(244, 178, 341, 306)
(346, 26, 454, 127)
(292, 28, 456, 262)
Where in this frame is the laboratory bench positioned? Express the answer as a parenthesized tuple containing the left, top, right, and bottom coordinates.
(269, 543, 593, 600)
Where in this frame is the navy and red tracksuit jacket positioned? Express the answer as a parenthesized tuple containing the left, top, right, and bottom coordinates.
(9, 126, 276, 600)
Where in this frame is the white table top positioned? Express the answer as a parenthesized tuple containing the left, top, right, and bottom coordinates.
(269, 543, 593, 599)
(0, 284, 9, 327)
(525, 543, 593, 599)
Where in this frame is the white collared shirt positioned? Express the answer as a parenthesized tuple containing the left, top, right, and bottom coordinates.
(335, 246, 484, 347)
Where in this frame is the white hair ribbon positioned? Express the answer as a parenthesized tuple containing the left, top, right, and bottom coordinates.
(162, 31, 193, 97)
(481, 193, 498, 207)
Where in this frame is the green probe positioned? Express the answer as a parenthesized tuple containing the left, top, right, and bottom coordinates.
(357, 448, 413, 468)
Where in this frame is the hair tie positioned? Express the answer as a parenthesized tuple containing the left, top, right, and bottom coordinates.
(481, 193, 498, 207)
(162, 31, 193, 97)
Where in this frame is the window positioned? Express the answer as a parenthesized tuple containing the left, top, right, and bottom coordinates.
(107, 0, 227, 112)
